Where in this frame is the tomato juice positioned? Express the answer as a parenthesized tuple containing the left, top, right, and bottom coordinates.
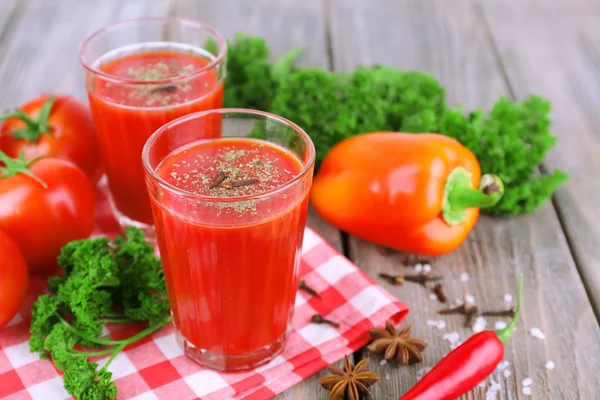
(147, 136, 313, 370)
(86, 43, 224, 225)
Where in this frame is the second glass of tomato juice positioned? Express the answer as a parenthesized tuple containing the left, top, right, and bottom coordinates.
(142, 109, 315, 370)
(79, 17, 226, 234)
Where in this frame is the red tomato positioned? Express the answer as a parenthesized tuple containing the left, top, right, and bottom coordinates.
(0, 229, 28, 328)
(0, 155, 95, 271)
(0, 95, 103, 182)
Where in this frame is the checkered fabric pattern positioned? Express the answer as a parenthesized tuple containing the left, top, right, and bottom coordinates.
(0, 185, 409, 400)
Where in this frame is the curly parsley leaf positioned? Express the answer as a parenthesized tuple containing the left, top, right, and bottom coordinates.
(29, 228, 171, 400)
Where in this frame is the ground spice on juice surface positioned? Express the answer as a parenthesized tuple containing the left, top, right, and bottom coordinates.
(99, 51, 213, 107)
(160, 139, 300, 215)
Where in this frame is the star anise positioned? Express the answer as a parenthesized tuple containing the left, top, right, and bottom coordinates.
(318, 355, 380, 400)
(367, 321, 427, 365)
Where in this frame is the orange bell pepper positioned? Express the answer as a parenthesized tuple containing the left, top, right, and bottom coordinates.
(311, 133, 503, 256)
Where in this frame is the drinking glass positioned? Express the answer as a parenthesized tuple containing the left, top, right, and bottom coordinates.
(80, 17, 226, 238)
(142, 109, 315, 371)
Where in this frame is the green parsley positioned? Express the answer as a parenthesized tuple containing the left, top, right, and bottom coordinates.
(29, 228, 171, 400)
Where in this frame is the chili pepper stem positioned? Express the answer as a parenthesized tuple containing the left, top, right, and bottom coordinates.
(496, 274, 523, 344)
(442, 167, 504, 226)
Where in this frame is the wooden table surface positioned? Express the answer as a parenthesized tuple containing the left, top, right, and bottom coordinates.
(1, 0, 599, 399)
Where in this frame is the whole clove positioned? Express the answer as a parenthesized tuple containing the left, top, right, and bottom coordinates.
(311, 314, 340, 328)
(209, 171, 228, 189)
(481, 307, 516, 317)
(432, 283, 447, 303)
(439, 303, 473, 315)
(299, 279, 321, 298)
(464, 307, 479, 328)
(439, 303, 479, 328)
(378, 273, 441, 288)
(226, 178, 260, 189)
(149, 84, 178, 94)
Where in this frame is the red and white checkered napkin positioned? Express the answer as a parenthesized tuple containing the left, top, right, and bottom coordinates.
(0, 187, 409, 400)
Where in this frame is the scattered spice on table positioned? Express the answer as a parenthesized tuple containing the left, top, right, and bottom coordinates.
(299, 279, 321, 298)
(318, 355, 380, 400)
(311, 314, 340, 328)
(378, 273, 442, 287)
(439, 303, 480, 328)
(432, 283, 447, 303)
(367, 321, 427, 365)
(482, 307, 516, 317)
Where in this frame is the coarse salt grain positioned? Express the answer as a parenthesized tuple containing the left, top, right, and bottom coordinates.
(429, 293, 438, 301)
(503, 369, 512, 378)
(545, 361, 555, 370)
(423, 264, 432, 273)
(494, 321, 507, 330)
(504, 293, 513, 303)
(523, 387, 532, 396)
(497, 360, 510, 370)
(529, 327, 546, 340)
(522, 377, 533, 387)
(379, 359, 387, 367)
(415, 263, 423, 273)
(426, 320, 446, 330)
(460, 272, 470, 282)
(443, 332, 461, 349)
(385, 373, 390, 381)
(485, 379, 502, 400)
(472, 316, 487, 333)
(465, 294, 476, 304)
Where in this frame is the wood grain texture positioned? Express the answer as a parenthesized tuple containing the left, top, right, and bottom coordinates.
(0, 0, 19, 40)
(480, 0, 600, 321)
(172, 0, 330, 68)
(170, 1, 341, 398)
(0, 0, 170, 109)
(329, 0, 600, 399)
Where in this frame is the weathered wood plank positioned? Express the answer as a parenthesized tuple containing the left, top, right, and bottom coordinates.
(480, 0, 600, 323)
(329, 0, 600, 399)
(170, 1, 341, 398)
(0, 0, 170, 109)
(172, 0, 329, 68)
(0, 0, 19, 40)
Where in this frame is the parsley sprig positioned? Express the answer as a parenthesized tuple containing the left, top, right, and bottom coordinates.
(29, 228, 171, 400)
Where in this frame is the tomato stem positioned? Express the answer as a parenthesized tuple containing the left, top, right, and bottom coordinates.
(0, 151, 47, 189)
(0, 97, 55, 142)
(442, 168, 504, 226)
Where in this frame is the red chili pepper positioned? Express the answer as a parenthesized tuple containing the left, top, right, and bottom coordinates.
(399, 275, 523, 400)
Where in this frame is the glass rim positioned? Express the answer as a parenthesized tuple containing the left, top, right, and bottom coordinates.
(142, 108, 316, 202)
(79, 16, 227, 85)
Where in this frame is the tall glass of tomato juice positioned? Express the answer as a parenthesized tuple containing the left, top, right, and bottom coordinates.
(142, 109, 315, 371)
(79, 17, 226, 237)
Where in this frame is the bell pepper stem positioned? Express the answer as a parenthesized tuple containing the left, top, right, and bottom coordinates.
(442, 168, 504, 226)
(496, 274, 523, 344)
